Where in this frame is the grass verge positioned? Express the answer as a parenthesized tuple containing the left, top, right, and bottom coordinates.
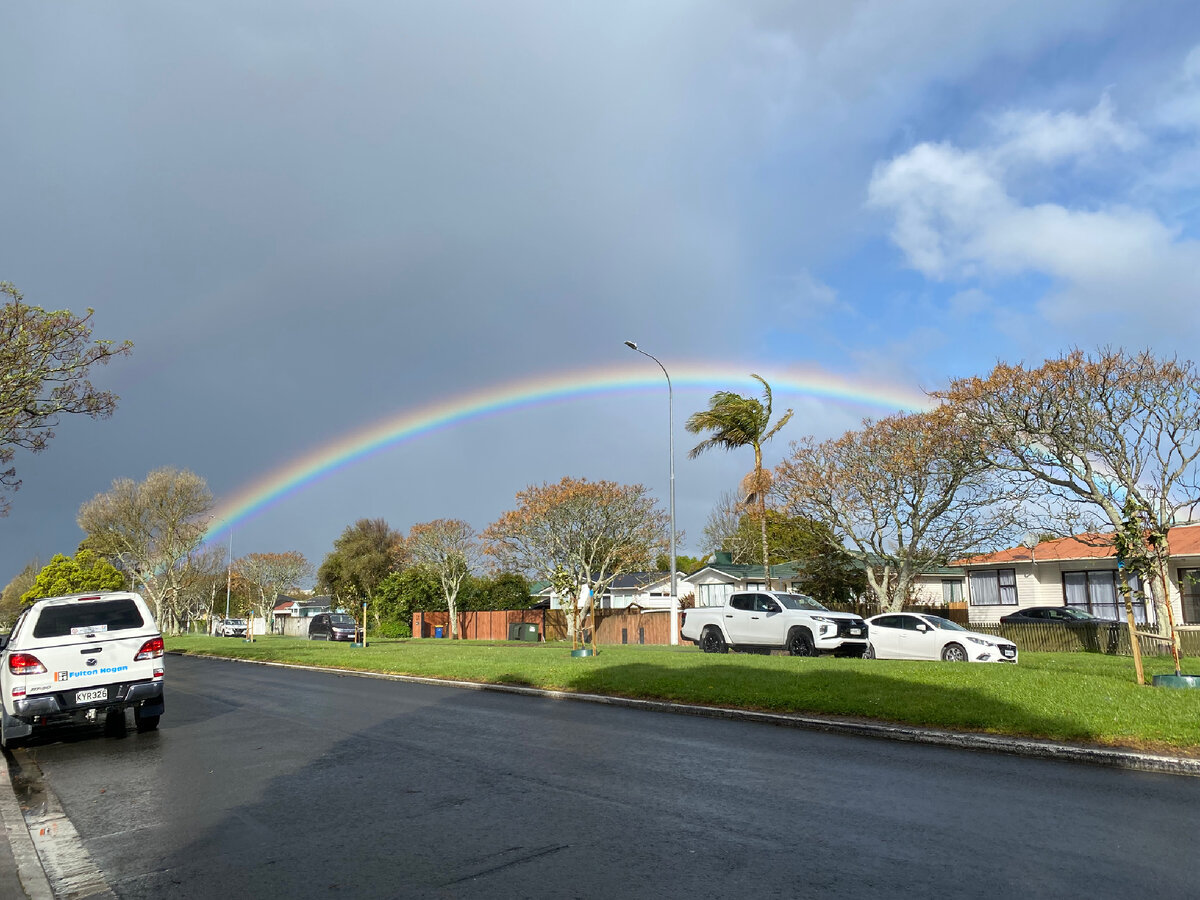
(168, 635, 1200, 755)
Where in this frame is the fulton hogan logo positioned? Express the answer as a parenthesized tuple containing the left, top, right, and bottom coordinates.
(53, 665, 129, 682)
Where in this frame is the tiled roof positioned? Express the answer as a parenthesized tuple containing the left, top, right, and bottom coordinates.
(954, 523, 1200, 566)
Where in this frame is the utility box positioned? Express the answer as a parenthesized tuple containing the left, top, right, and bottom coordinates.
(507, 622, 523, 641)
(518, 623, 539, 642)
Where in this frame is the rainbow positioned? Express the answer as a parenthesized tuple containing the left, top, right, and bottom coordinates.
(204, 363, 932, 541)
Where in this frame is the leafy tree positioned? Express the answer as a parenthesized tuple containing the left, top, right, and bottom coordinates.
(233, 551, 314, 624)
(317, 518, 405, 618)
(0, 283, 133, 515)
(77, 466, 214, 634)
(375, 568, 442, 635)
(21, 550, 125, 602)
(484, 477, 669, 651)
(407, 519, 480, 639)
(938, 348, 1200, 642)
(0, 557, 41, 628)
(720, 511, 866, 606)
(653, 553, 706, 575)
(467, 571, 533, 611)
(686, 375, 793, 589)
(776, 408, 1025, 611)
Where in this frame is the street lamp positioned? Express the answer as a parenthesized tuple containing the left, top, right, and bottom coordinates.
(624, 340, 678, 645)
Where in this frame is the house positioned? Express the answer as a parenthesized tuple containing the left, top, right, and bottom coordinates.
(953, 524, 1200, 626)
(541, 572, 686, 611)
(683, 553, 806, 607)
(272, 595, 332, 622)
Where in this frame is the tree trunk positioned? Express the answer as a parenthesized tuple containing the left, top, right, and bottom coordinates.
(1118, 568, 1146, 685)
(755, 444, 771, 591)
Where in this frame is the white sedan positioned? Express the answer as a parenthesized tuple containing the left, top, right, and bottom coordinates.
(864, 613, 1017, 663)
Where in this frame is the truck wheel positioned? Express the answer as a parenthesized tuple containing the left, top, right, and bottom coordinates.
(700, 627, 728, 654)
(941, 642, 968, 662)
(135, 708, 160, 732)
(787, 629, 816, 657)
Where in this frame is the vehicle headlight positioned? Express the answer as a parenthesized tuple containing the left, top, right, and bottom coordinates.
(810, 616, 836, 623)
(966, 636, 994, 647)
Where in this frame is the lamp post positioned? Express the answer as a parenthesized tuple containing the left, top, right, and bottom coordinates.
(624, 340, 677, 645)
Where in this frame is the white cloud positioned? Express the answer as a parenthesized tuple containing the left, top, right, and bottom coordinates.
(989, 94, 1142, 167)
(867, 87, 1200, 345)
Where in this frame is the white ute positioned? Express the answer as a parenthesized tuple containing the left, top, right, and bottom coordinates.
(0, 591, 165, 748)
(680, 590, 869, 656)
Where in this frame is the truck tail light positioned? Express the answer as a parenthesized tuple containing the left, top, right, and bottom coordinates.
(135, 637, 164, 660)
(8, 653, 47, 675)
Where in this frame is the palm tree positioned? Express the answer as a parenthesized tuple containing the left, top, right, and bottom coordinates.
(686, 375, 793, 589)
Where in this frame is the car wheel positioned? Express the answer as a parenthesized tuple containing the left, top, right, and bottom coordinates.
(134, 708, 160, 732)
(941, 642, 968, 662)
(864, 642, 876, 660)
(699, 627, 728, 654)
(787, 628, 816, 657)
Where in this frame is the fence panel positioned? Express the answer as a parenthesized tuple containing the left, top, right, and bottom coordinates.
(970, 622, 1200, 657)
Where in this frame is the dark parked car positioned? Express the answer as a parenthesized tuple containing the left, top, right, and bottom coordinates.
(999, 606, 1104, 625)
(308, 613, 363, 642)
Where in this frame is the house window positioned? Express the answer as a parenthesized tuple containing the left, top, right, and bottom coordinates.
(968, 569, 1017, 606)
(1179, 569, 1200, 625)
(941, 580, 963, 604)
(1063, 570, 1147, 624)
(696, 582, 734, 608)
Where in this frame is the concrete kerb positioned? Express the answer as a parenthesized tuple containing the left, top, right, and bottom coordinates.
(0, 752, 54, 900)
(170, 651, 1200, 778)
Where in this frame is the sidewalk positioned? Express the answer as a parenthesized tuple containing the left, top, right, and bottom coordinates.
(0, 752, 53, 900)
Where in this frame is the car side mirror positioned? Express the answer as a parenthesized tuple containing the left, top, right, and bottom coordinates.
(916, 624, 928, 632)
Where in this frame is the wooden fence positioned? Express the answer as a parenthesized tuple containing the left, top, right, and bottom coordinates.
(411, 609, 679, 644)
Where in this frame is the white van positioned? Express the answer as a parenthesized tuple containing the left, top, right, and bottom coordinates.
(0, 592, 164, 747)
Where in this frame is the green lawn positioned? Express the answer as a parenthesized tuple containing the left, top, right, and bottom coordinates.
(167, 635, 1200, 755)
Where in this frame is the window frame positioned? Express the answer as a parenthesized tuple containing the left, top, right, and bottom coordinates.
(1062, 569, 1147, 624)
(968, 568, 1018, 606)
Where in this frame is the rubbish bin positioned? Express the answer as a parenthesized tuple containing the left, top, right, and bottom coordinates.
(518, 623, 539, 642)
(433, 626, 444, 639)
(507, 622, 523, 641)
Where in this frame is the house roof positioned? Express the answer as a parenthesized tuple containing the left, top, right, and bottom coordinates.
(685, 561, 803, 581)
(955, 523, 1200, 566)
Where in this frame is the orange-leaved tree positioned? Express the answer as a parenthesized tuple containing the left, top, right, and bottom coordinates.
(483, 477, 668, 652)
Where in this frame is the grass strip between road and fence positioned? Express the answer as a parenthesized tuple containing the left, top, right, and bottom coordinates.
(167, 635, 1200, 756)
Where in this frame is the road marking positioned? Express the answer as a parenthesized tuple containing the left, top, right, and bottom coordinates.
(11, 750, 115, 900)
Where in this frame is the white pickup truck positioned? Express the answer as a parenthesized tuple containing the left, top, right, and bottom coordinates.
(680, 590, 869, 656)
(0, 591, 165, 747)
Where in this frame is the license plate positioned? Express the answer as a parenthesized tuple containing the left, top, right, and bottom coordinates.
(1001, 647, 1015, 657)
(76, 688, 108, 703)
(849, 628, 862, 635)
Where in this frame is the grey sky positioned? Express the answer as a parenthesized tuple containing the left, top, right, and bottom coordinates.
(4, 1, 1199, 583)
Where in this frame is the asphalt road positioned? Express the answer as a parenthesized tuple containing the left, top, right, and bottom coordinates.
(6, 654, 1200, 899)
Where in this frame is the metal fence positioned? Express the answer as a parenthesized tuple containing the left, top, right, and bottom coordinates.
(969, 621, 1200, 657)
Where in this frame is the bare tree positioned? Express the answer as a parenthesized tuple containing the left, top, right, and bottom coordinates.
(938, 348, 1200, 670)
(407, 520, 480, 639)
(77, 467, 213, 634)
(234, 551, 314, 625)
(0, 283, 133, 515)
(776, 408, 1026, 611)
(484, 477, 669, 651)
